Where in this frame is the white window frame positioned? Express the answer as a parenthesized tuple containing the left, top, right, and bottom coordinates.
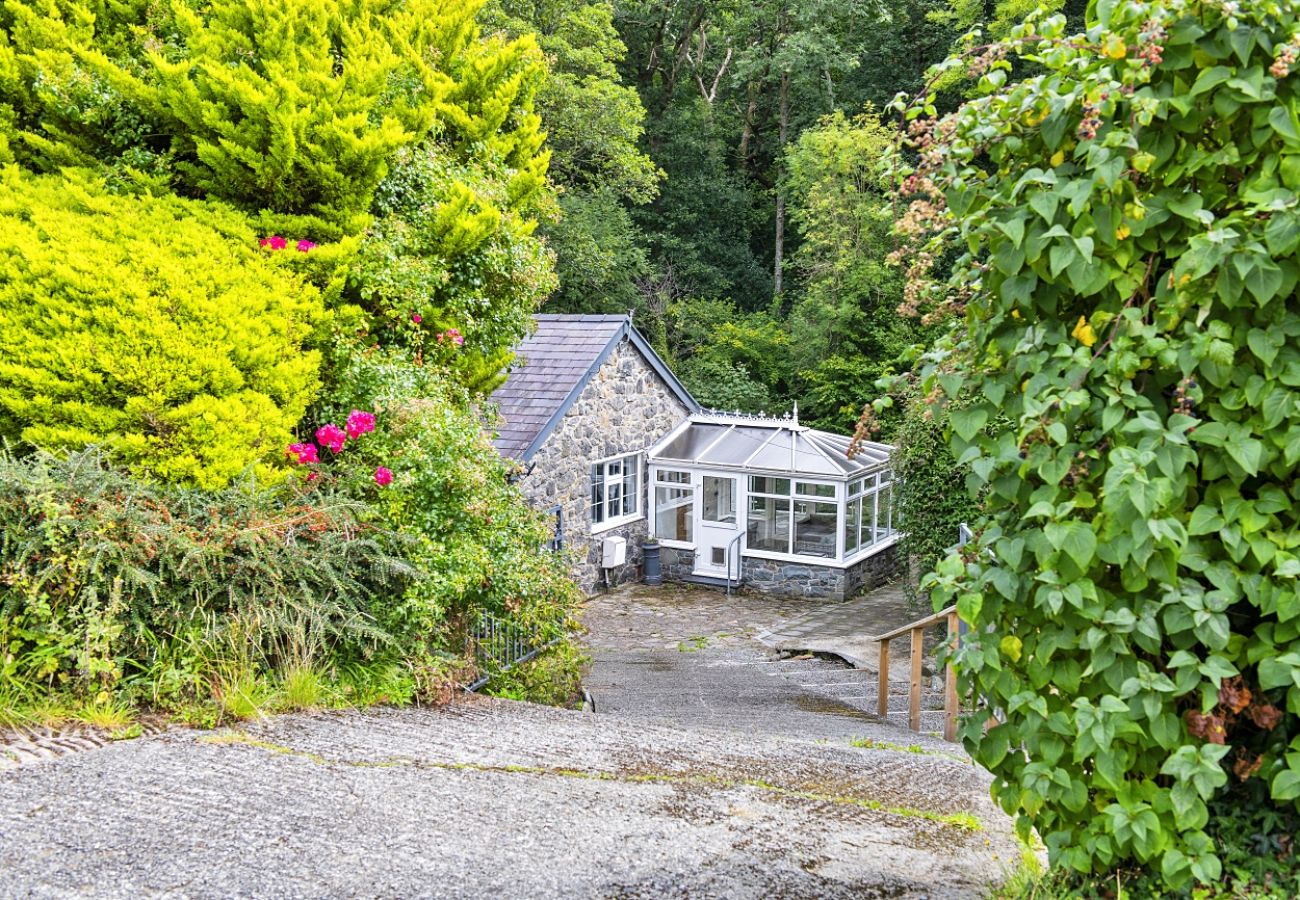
(591, 452, 644, 533)
(652, 468, 695, 547)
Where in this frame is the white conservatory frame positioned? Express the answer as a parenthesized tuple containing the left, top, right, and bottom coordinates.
(646, 412, 899, 577)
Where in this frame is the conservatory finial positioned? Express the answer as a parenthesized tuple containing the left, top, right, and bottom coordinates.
(792, 401, 799, 426)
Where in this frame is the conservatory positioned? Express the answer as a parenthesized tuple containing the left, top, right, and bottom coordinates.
(646, 411, 899, 600)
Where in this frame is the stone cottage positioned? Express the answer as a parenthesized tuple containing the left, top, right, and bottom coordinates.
(490, 314, 698, 591)
(490, 314, 899, 599)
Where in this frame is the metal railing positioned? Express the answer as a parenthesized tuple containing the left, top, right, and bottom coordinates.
(724, 531, 745, 596)
(464, 612, 561, 693)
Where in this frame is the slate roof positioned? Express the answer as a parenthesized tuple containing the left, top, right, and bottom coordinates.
(490, 314, 698, 461)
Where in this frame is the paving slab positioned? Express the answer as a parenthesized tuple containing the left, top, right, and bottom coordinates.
(753, 582, 945, 673)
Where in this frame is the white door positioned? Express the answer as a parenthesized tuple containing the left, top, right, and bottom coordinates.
(693, 473, 742, 578)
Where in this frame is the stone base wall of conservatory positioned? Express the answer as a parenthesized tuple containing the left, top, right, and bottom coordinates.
(657, 543, 897, 600)
(741, 543, 897, 600)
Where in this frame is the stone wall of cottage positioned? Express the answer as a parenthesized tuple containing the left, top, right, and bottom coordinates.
(520, 339, 692, 594)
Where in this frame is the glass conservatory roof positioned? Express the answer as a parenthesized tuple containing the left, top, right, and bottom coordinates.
(649, 413, 892, 478)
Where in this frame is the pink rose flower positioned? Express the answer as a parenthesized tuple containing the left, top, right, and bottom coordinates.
(346, 410, 376, 439)
(374, 466, 394, 486)
(260, 235, 288, 250)
(437, 328, 465, 346)
(296, 239, 317, 253)
(411, 313, 422, 324)
(286, 442, 319, 465)
(315, 424, 347, 454)
(306, 471, 320, 482)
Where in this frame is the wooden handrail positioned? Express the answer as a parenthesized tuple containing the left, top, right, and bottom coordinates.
(869, 605, 957, 642)
(872, 605, 961, 742)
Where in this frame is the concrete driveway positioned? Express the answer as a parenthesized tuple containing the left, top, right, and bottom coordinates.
(0, 585, 1021, 898)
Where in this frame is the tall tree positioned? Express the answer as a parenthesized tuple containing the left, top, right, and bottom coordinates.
(481, 0, 661, 313)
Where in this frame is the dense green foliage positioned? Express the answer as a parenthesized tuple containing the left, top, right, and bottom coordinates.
(1, 0, 523, 238)
(0, 0, 581, 720)
(0, 449, 411, 718)
(892, 395, 979, 589)
(900, 0, 1300, 888)
(0, 168, 321, 489)
(309, 347, 582, 647)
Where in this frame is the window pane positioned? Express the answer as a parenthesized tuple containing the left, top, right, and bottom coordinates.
(793, 501, 837, 558)
(746, 496, 790, 553)
(844, 497, 860, 553)
(606, 477, 622, 521)
(591, 464, 605, 524)
(622, 455, 638, 516)
(655, 485, 693, 542)
(861, 490, 878, 548)
(749, 476, 791, 495)
(658, 470, 690, 485)
(878, 483, 893, 540)
(795, 482, 835, 498)
(702, 476, 737, 524)
(849, 479, 864, 496)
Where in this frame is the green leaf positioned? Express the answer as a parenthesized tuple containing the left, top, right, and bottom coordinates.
(950, 407, 989, 441)
(1225, 438, 1264, 475)
(1270, 105, 1300, 144)
(1271, 768, 1300, 802)
(1247, 328, 1281, 367)
(1190, 66, 1233, 96)
(1258, 653, 1300, 690)
(1045, 521, 1097, 570)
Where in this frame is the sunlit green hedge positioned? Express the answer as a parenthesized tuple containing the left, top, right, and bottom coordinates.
(0, 168, 322, 488)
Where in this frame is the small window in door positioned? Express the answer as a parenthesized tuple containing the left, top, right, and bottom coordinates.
(712, 547, 725, 565)
(702, 476, 737, 524)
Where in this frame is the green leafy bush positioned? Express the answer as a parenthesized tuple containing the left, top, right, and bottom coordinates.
(892, 392, 979, 588)
(2, 0, 501, 236)
(0, 168, 321, 488)
(0, 449, 410, 713)
(299, 345, 584, 680)
(349, 142, 557, 394)
(894, 0, 1300, 888)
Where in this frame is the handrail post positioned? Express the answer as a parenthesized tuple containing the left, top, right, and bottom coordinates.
(944, 611, 959, 742)
(877, 638, 890, 717)
(909, 626, 924, 733)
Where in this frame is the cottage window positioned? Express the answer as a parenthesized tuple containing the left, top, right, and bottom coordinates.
(748, 476, 825, 556)
(654, 470, 693, 542)
(591, 453, 641, 527)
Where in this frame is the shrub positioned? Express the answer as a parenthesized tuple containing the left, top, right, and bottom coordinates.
(349, 141, 557, 394)
(0, 168, 321, 488)
(894, 0, 1300, 888)
(2, 0, 505, 237)
(892, 392, 979, 589)
(303, 346, 584, 684)
(0, 449, 410, 713)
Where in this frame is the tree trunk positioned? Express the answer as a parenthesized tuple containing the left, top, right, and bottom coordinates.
(773, 68, 790, 300)
(738, 81, 760, 167)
